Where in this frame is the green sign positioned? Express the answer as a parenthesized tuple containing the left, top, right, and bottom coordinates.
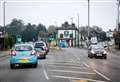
(17, 38, 21, 42)
(64, 31, 69, 36)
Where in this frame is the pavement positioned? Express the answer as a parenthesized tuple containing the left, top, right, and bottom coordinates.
(0, 50, 10, 57)
(0, 48, 120, 82)
(111, 49, 120, 56)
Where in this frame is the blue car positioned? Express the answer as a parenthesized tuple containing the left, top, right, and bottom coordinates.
(10, 44, 38, 69)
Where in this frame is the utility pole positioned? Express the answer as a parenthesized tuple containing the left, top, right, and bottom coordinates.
(77, 13, 80, 47)
(117, 0, 120, 31)
(3, 1, 6, 49)
(87, 0, 90, 46)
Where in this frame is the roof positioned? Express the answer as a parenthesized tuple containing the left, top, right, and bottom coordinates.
(57, 27, 79, 31)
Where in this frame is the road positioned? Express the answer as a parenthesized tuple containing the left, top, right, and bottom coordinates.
(0, 48, 120, 82)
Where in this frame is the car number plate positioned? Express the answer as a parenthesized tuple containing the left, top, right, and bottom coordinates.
(97, 54, 102, 56)
(19, 59, 29, 63)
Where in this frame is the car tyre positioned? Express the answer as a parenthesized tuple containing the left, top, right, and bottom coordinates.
(104, 56, 107, 59)
(33, 63, 38, 68)
(10, 64, 15, 69)
(44, 55, 46, 59)
(89, 54, 93, 58)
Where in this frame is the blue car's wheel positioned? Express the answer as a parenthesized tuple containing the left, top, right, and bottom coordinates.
(10, 64, 15, 69)
(33, 62, 38, 68)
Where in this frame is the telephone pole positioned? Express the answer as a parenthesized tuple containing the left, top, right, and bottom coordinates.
(77, 13, 80, 47)
(3, 1, 6, 49)
(87, 0, 90, 46)
(117, 0, 120, 31)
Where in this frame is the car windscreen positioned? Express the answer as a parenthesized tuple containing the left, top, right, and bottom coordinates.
(93, 47, 104, 51)
(34, 43, 44, 48)
(15, 45, 33, 51)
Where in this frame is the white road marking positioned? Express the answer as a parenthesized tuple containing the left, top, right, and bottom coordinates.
(49, 69, 96, 74)
(83, 62, 90, 68)
(47, 63, 84, 67)
(94, 70, 110, 81)
(47, 65, 88, 69)
(52, 75, 107, 82)
(42, 64, 49, 80)
(73, 54, 81, 61)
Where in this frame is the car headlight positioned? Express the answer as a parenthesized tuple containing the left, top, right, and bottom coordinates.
(103, 51, 107, 54)
(91, 50, 95, 54)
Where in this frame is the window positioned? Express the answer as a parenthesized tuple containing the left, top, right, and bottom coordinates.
(60, 34, 63, 38)
(70, 34, 73, 38)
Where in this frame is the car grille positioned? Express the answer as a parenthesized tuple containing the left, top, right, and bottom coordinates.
(95, 51, 103, 54)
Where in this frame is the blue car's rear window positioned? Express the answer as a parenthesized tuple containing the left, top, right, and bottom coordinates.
(15, 46, 32, 51)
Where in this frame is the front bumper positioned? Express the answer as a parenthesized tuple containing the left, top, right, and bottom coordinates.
(91, 53, 107, 57)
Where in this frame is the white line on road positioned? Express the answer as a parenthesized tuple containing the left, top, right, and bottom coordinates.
(42, 64, 49, 80)
(94, 70, 110, 81)
(52, 75, 107, 82)
(83, 62, 90, 68)
(47, 65, 88, 69)
(47, 63, 84, 67)
(49, 69, 96, 74)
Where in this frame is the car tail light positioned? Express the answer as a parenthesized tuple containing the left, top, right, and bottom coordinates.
(43, 46, 47, 50)
(10, 50, 16, 56)
(31, 51, 36, 55)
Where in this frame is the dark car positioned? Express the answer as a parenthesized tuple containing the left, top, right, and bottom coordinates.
(34, 41, 49, 55)
(88, 45, 107, 59)
(35, 47, 46, 59)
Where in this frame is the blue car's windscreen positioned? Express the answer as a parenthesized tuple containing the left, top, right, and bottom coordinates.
(15, 46, 32, 51)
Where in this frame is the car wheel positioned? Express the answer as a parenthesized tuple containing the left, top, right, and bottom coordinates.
(88, 54, 90, 57)
(33, 63, 38, 68)
(10, 64, 15, 69)
(89, 54, 93, 58)
(44, 55, 46, 59)
(104, 56, 107, 59)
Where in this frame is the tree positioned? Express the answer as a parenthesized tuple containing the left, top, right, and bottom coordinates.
(48, 25, 57, 35)
(6, 18, 24, 36)
(36, 24, 47, 33)
(38, 31, 47, 38)
(79, 26, 105, 41)
(21, 23, 37, 42)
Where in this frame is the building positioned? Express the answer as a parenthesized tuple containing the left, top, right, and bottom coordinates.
(57, 22, 79, 47)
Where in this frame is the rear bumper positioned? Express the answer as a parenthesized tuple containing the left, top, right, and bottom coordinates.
(10, 57, 38, 65)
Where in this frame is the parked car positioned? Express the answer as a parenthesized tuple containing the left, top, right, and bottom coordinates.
(34, 41, 49, 55)
(9, 44, 38, 69)
(35, 46, 46, 59)
(88, 45, 107, 59)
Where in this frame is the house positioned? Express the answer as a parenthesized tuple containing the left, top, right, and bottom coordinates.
(56, 22, 79, 47)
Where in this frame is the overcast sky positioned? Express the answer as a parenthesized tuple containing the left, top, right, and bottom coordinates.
(0, 0, 117, 31)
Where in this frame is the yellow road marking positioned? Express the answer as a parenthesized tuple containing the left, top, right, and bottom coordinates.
(74, 80, 87, 82)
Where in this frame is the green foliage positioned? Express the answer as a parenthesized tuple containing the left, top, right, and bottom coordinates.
(6, 18, 24, 36)
(38, 31, 47, 38)
(79, 26, 106, 41)
(37, 24, 47, 33)
(21, 23, 38, 42)
(48, 25, 57, 34)
(6, 18, 47, 42)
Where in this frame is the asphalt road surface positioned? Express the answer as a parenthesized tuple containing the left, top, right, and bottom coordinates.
(0, 48, 120, 82)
